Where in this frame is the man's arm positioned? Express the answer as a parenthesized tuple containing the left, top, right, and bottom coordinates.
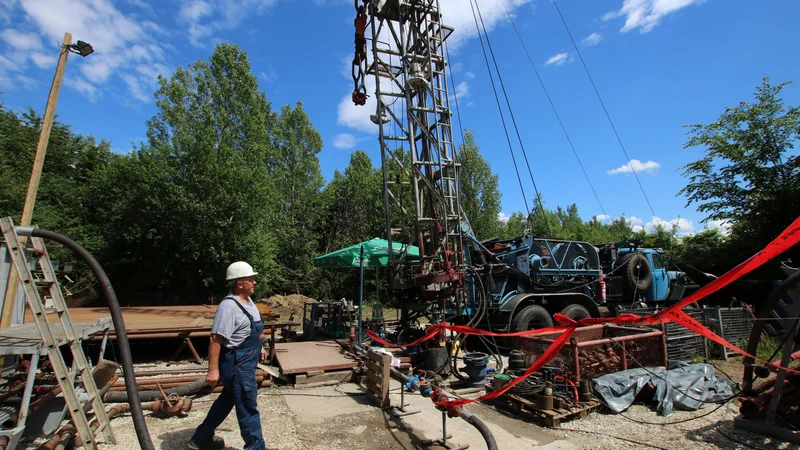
(206, 334, 223, 387)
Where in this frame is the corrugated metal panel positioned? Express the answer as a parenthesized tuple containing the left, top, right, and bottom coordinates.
(617, 306, 754, 362)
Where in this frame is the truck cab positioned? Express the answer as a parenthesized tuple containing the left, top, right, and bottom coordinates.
(599, 243, 698, 306)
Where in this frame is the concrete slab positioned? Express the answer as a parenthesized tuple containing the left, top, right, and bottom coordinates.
(382, 379, 586, 450)
(281, 384, 375, 423)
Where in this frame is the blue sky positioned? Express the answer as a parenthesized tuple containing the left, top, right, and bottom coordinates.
(1, 0, 799, 237)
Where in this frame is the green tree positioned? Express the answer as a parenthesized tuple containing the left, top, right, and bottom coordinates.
(93, 43, 279, 301)
(459, 130, 503, 240)
(679, 78, 800, 258)
(0, 104, 112, 256)
(500, 212, 526, 239)
(314, 150, 383, 300)
(271, 101, 324, 292)
(318, 150, 383, 254)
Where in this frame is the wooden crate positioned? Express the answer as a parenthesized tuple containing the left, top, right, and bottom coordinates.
(365, 349, 391, 407)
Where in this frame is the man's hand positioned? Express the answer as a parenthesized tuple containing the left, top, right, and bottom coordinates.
(260, 348, 267, 363)
(206, 368, 220, 387)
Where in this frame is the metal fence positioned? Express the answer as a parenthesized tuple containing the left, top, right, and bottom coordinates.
(616, 306, 755, 362)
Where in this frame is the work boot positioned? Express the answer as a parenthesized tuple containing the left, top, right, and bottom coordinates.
(187, 435, 225, 450)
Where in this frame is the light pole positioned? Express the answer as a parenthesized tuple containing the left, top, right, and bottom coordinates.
(0, 33, 94, 332)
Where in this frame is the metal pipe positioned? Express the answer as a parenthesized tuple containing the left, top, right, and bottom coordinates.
(0, 406, 17, 429)
(577, 330, 664, 348)
(17, 352, 38, 424)
(108, 376, 267, 391)
(0, 435, 9, 450)
(103, 377, 208, 403)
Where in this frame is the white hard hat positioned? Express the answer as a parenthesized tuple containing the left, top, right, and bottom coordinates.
(226, 261, 258, 281)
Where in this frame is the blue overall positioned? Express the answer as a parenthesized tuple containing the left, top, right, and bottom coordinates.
(192, 297, 266, 450)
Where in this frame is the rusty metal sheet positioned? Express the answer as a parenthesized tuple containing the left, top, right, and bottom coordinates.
(274, 340, 359, 375)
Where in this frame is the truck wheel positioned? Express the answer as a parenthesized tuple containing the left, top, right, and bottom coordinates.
(512, 305, 553, 332)
(560, 304, 591, 321)
(618, 252, 652, 292)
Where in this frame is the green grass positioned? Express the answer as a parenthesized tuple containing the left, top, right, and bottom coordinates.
(756, 335, 783, 362)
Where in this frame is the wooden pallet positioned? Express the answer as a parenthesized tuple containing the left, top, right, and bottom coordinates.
(486, 386, 600, 427)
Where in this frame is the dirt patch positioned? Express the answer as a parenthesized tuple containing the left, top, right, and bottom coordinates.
(259, 294, 316, 320)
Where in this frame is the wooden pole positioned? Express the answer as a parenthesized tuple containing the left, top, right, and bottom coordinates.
(0, 32, 72, 331)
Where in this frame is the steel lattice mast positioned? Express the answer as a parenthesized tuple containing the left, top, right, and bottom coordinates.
(366, 0, 464, 312)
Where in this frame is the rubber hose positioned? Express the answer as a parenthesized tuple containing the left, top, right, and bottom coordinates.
(20, 227, 154, 450)
(458, 410, 498, 450)
(103, 378, 208, 403)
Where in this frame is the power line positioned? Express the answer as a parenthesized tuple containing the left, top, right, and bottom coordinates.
(472, 0, 552, 236)
(552, 0, 657, 219)
(468, 0, 531, 219)
(498, 0, 608, 219)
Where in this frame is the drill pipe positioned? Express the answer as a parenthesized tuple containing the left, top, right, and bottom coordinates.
(35, 424, 75, 450)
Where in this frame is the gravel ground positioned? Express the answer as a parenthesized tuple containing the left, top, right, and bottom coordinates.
(560, 399, 793, 449)
(17, 357, 800, 449)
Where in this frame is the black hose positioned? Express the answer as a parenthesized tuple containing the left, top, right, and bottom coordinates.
(459, 410, 498, 450)
(103, 378, 209, 403)
(20, 227, 154, 450)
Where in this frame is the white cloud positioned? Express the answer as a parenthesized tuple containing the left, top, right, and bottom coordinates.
(595, 214, 611, 221)
(11, 0, 171, 102)
(332, 133, 357, 150)
(179, 0, 212, 23)
(177, 0, 280, 48)
(465, 71, 476, 80)
(607, 159, 661, 175)
(646, 216, 695, 236)
(260, 67, 277, 83)
(15, 74, 37, 89)
(581, 32, 603, 46)
(29, 51, 56, 69)
(603, 0, 704, 34)
(626, 215, 644, 226)
(1, 29, 43, 51)
(545, 52, 571, 66)
(67, 78, 100, 102)
(498, 212, 511, 223)
(705, 219, 732, 236)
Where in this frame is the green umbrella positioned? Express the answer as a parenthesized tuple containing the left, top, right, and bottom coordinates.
(313, 238, 419, 344)
(313, 238, 419, 268)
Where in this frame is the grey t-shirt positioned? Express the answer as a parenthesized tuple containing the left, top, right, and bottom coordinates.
(211, 294, 262, 349)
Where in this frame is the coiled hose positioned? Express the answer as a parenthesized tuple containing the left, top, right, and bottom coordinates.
(18, 227, 154, 450)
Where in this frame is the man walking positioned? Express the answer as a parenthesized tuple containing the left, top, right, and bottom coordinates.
(189, 261, 269, 450)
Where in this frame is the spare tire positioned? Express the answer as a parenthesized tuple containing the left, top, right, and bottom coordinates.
(617, 252, 652, 293)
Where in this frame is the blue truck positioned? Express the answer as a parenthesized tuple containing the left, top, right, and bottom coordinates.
(452, 236, 699, 333)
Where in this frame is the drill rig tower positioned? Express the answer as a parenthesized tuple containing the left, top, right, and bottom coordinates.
(364, 0, 463, 320)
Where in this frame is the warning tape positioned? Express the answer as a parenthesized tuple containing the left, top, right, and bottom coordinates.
(365, 216, 800, 407)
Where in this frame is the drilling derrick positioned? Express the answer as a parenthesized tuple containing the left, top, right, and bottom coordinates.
(364, 0, 463, 319)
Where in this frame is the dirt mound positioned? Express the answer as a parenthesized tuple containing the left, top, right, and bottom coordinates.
(260, 294, 316, 320)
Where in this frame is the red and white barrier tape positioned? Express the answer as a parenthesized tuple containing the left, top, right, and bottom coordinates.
(365, 216, 800, 407)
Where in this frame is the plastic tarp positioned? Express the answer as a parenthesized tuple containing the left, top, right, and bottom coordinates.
(593, 362, 736, 416)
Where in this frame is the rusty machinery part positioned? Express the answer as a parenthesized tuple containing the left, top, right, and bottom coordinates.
(351, 0, 368, 105)
(34, 424, 75, 450)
